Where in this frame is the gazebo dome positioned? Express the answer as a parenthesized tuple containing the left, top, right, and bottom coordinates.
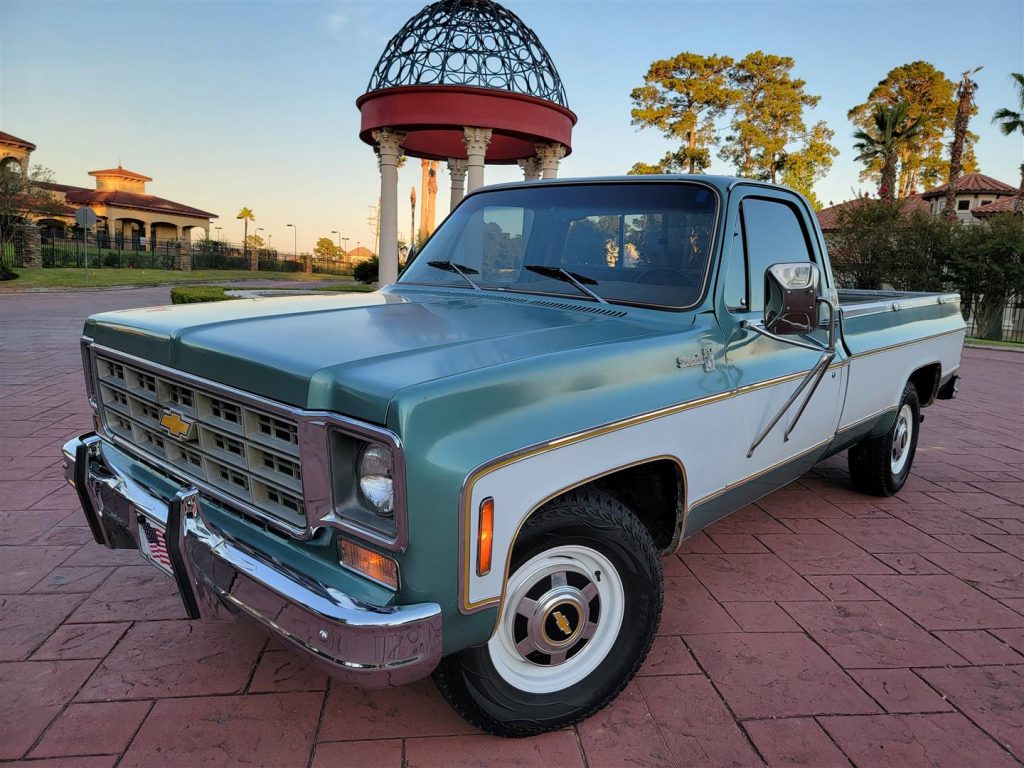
(367, 0, 568, 107)
(357, 0, 576, 284)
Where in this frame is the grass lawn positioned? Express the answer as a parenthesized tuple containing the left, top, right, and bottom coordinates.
(0, 268, 349, 292)
(966, 337, 1024, 349)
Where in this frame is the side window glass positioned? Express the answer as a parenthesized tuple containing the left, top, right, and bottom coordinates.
(723, 219, 747, 311)
(741, 198, 814, 312)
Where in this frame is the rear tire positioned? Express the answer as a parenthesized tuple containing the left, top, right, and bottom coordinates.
(433, 488, 662, 737)
(848, 382, 920, 496)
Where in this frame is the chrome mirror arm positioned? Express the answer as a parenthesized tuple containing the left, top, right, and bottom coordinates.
(741, 320, 826, 352)
(745, 297, 838, 458)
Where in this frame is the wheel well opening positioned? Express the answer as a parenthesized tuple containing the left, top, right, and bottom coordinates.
(589, 459, 684, 552)
(909, 363, 941, 407)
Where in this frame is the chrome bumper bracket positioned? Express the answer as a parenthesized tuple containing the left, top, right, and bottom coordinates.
(167, 490, 202, 620)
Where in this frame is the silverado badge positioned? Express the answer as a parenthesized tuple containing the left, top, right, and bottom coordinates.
(676, 345, 716, 373)
(160, 409, 196, 440)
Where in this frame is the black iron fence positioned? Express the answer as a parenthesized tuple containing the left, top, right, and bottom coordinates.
(962, 293, 1024, 343)
(39, 231, 176, 269)
(312, 258, 352, 276)
(16, 233, 310, 273)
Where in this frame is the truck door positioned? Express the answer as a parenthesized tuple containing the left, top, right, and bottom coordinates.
(712, 187, 847, 511)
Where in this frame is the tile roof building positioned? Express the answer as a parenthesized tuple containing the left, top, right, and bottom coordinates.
(2, 130, 217, 244)
(919, 172, 1017, 222)
(816, 194, 929, 232)
(817, 172, 1019, 231)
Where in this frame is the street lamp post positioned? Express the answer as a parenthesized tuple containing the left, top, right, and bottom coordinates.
(331, 230, 341, 248)
(286, 224, 296, 258)
(214, 226, 222, 241)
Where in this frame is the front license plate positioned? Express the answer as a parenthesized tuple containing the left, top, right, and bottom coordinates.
(137, 516, 174, 575)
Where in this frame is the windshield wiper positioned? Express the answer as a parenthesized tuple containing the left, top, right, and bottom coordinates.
(523, 265, 607, 304)
(427, 260, 481, 290)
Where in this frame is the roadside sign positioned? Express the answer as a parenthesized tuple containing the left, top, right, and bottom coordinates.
(74, 206, 97, 228)
(74, 206, 97, 276)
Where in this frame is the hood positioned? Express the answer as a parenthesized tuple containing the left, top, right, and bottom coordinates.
(84, 288, 665, 424)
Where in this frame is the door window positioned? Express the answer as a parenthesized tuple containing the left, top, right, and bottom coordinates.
(739, 198, 814, 312)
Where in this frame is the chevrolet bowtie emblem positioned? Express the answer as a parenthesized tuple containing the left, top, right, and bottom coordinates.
(160, 409, 196, 440)
(553, 610, 573, 637)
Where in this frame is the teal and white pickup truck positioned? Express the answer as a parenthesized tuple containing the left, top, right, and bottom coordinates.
(64, 176, 965, 736)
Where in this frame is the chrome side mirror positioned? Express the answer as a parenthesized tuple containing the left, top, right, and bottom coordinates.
(764, 262, 821, 335)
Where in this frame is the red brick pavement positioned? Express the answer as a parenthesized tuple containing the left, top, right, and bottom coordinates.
(1, 288, 1022, 767)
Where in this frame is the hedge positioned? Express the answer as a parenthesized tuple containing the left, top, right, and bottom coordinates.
(170, 285, 236, 304)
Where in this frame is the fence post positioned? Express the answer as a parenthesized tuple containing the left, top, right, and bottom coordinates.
(14, 224, 42, 269)
(304, 254, 312, 274)
(174, 242, 191, 271)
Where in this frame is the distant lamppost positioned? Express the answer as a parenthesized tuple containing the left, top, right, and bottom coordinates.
(214, 226, 222, 241)
(286, 223, 296, 257)
(342, 237, 350, 254)
(331, 230, 341, 248)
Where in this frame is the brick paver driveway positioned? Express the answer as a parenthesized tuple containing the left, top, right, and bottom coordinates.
(2, 288, 1022, 768)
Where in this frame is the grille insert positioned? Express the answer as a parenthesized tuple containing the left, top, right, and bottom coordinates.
(94, 354, 305, 528)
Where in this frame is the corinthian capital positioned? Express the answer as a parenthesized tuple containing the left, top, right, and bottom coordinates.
(447, 158, 468, 180)
(535, 142, 567, 166)
(517, 156, 542, 180)
(462, 127, 493, 157)
(372, 128, 405, 159)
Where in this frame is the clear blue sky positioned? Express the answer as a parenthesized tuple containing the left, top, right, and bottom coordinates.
(2, 0, 1021, 252)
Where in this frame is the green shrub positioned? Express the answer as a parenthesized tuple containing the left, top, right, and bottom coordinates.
(352, 256, 379, 284)
(170, 285, 236, 304)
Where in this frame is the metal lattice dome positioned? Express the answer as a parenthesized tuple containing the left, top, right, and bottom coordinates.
(367, 0, 568, 108)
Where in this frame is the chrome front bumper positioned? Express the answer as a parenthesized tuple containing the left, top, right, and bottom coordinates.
(62, 434, 442, 687)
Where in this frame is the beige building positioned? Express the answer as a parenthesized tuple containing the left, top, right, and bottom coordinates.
(817, 171, 1019, 232)
(2, 130, 217, 244)
(920, 172, 1018, 222)
(0, 130, 34, 176)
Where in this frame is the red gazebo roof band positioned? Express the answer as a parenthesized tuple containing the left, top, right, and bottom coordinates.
(357, 84, 576, 163)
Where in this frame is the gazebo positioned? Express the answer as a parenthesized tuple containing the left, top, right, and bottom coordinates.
(357, 0, 576, 282)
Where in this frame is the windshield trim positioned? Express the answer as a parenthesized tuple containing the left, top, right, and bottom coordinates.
(397, 179, 722, 312)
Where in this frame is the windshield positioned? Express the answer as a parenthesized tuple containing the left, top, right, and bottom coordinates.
(399, 182, 719, 308)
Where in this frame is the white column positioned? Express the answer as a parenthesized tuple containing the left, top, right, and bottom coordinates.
(517, 156, 542, 181)
(372, 128, 405, 285)
(463, 127, 492, 193)
(447, 158, 468, 210)
(535, 143, 567, 179)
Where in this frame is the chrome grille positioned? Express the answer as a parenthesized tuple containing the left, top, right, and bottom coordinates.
(93, 354, 305, 528)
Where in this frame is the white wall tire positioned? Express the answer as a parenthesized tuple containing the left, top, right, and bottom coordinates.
(432, 488, 663, 737)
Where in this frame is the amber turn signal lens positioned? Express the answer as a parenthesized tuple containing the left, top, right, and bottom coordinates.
(339, 539, 399, 589)
(477, 497, 494, 576)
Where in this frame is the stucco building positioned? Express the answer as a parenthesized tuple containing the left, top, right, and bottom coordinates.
(817, 171, 1018, 232)
(2, 130, 217, 245)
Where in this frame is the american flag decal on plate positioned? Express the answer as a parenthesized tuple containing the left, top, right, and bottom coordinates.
(140, 519, 173, 571)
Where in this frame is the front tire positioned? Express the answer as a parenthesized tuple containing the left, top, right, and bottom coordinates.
(433, 488, 663, 737)
(848, 382, 920, 496)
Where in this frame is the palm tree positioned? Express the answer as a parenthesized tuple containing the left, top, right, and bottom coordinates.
(853, 103, 925, 204)
(236, 207, 255, 258)
(992, 73, 1024, 212)
(944, 67, 982, 219)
